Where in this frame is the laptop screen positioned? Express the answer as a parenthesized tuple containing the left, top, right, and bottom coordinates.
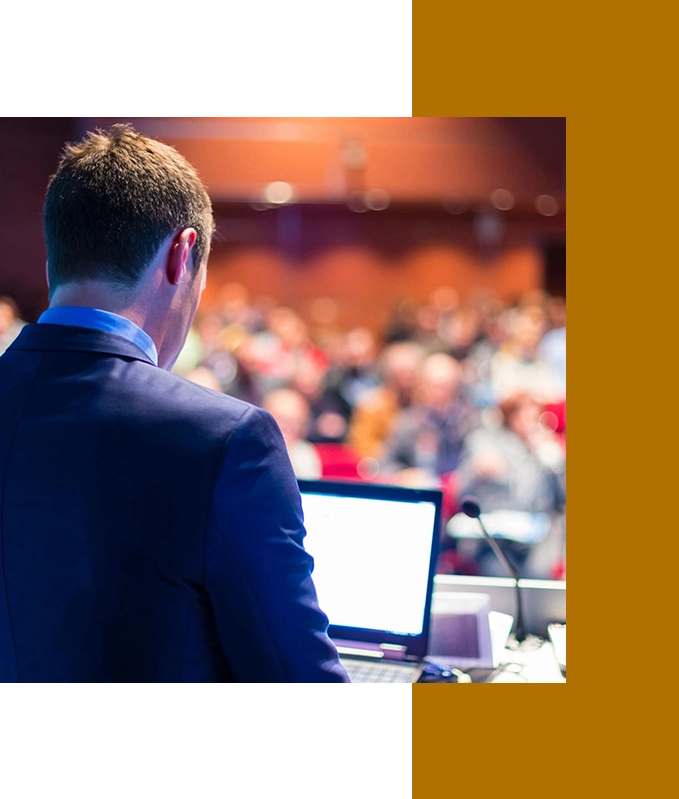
(298, 480, 441, 652)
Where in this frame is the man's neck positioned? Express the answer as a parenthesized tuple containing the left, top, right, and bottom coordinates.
(49, 282, 148, 331)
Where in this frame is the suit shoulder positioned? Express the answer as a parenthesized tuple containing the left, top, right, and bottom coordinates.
(107, 360, 262, 436)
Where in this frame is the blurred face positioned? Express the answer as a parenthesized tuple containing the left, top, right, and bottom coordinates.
(448, 309, 480, 347)
(512, 311, 546, 353)
(343, 328, 376, 367)
(548, 297, 566, 328)
(270, 308, 307, 347)
(197, 313, 224, 349)
(0, 302, 15, 334)
(264, 391, 309, 446)
(386, 351, 421, 392)
(418, 356, 460, 409)
(293, 357, 326, 398)
(507, 398, 542, 439)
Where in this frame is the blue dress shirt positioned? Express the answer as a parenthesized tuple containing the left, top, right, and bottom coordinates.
(38, 306, 158, 366)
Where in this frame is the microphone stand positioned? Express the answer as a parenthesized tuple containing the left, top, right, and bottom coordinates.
(460, 497, 526, 643)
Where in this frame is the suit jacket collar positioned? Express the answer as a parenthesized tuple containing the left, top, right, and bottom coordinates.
(7, 323, 157, 367)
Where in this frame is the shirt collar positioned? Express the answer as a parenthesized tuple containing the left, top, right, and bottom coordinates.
(38, 306, 158, 366)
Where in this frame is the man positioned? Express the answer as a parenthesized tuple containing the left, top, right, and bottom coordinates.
(382, 352, 476, 481)
(262, 388, 323, 480)
(0, 124, 348, 682)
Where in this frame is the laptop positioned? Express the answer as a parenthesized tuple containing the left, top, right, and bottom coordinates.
(297, 479, 442, 683)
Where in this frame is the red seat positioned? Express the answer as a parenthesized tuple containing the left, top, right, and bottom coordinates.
(544, 400, 566, 435)
(314, 443, 363, 480)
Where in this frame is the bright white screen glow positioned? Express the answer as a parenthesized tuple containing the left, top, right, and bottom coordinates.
(300, 492, 436, 636)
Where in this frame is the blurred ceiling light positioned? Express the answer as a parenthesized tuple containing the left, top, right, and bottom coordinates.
(347, 191, 369, 213)
(535, 194, 560, 216)
(366, 189, 390, 211)
(443, 194, 467, 214)
(264, 181, 294, 205)
(342, 139, 367, 169)
(491, 188, 515, 210)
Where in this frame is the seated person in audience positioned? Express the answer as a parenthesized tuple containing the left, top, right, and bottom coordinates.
(214, 281, 265, 333)
(250, 306, 328, 396)
(189, 311, 242, 394)
(441, 305, 484, 363)
(450, 392, 566, 577)
(263, 388, 323, 480)
(439, 306, 491, 407)
(490, 304, 563, 404)
(223, 332, 267, 406)
(539, 296, 566, 399)
(325, 326, 381, 409)
(381, 352, 476, 483)
(292, 353, 353, 444)
(348, 340, 425, 460)
(0, 296, 27, 355)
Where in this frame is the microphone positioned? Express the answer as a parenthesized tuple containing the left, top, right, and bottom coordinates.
(460, 496, 526, 642)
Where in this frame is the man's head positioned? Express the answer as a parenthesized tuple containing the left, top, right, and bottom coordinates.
(0, 296, 21, 335)
(44, 123, 214, 290)
(43, 124, 215, 368)
(500, 392, 542, 439)
(416, 352, 462, 410)
(263, 388, 312, 448)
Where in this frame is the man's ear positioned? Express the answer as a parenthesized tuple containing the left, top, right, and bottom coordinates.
(166, 228, 197, 286)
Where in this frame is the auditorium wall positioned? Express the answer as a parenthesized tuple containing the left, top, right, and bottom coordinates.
(0, 117, 565, 325)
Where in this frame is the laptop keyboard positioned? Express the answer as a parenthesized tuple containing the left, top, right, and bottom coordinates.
(342, 659, 421, 683)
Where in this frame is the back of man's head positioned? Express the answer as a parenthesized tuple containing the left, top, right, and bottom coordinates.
(43, 124, 215, 292)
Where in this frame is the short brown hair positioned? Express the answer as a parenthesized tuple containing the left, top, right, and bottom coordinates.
(499, 392, 542, 426)
(44, 124, 215, 290)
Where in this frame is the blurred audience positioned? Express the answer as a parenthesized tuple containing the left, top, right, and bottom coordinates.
(448, 391, 566, 577)
(248, 306, 328, 396)
(195, 312, 241, 393)
(3, 280, 565, 578)
(381, 352, 476, 481)
(490, 304, 563, 403)
(0, 296, 26, 355)
(263, 388, 323, 479)
(348, 340, 425, 460)
(539, 296, 566, 397)
(456, 392, 565, 514)
(325, 327, 381, 409)
(291, 353, 352, 444)
(183, 366, 224, 392)
(214, 282, 265, 333)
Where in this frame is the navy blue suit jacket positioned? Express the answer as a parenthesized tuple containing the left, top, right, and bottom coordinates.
(0, 323, 349, 682)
